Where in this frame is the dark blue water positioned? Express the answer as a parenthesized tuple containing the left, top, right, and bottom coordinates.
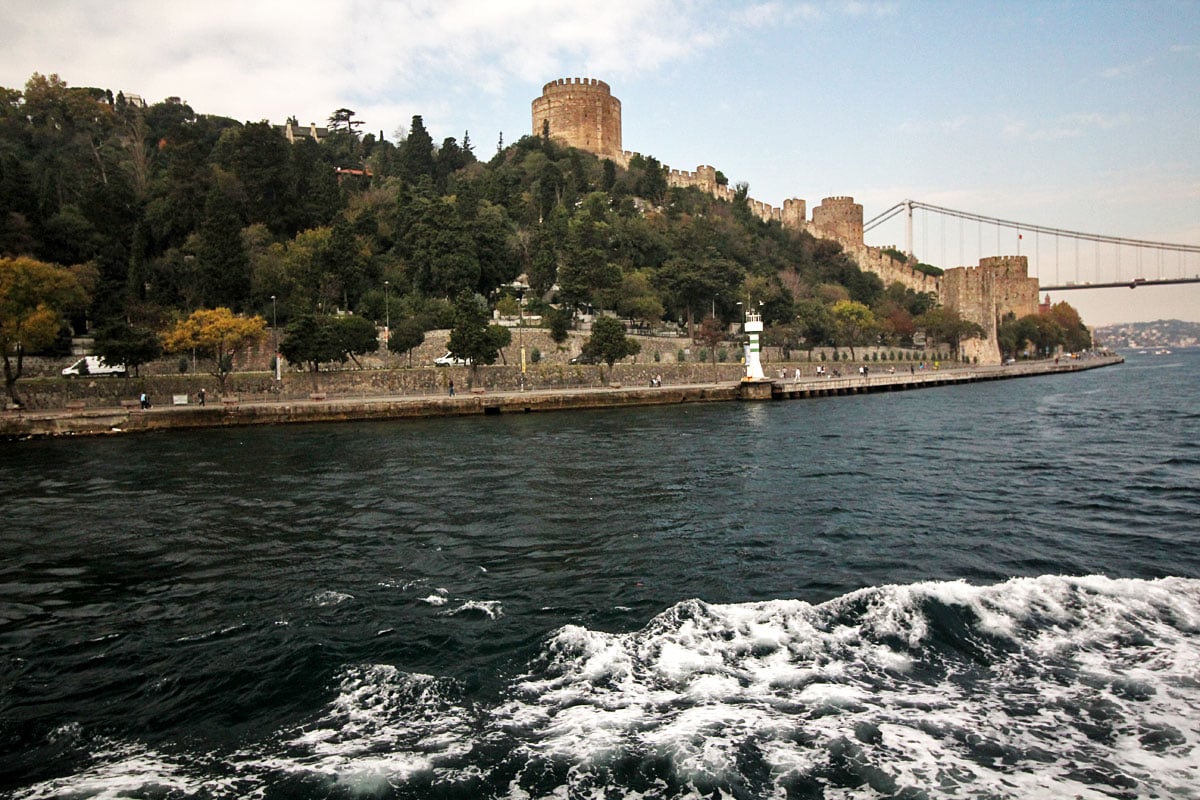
(2, 352, 1198, 798)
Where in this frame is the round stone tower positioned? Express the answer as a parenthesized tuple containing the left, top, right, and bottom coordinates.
(812, 196, 864, 245)
(531, 78, 622, 160)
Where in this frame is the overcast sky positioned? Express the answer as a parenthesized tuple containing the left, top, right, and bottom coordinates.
(2, 0, 1197, 325)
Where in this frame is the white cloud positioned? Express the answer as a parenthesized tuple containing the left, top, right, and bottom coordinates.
(1100, 55, 1156, 79)
(0, 0, 735, 134)
(1002, 112, 1130, 142)
(897, 115, 971, 135)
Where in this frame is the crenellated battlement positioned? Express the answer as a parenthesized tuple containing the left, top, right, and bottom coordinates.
(540, 77, 612, 96)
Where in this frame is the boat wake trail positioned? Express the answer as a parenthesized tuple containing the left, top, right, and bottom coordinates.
(15, 575, 1200, 799)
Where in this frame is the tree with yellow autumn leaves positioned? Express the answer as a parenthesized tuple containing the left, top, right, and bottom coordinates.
(1, 257, 92, 407)
(160, 308, 267, 393)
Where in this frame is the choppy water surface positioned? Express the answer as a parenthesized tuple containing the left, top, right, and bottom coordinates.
(2, 352, 1198, 799)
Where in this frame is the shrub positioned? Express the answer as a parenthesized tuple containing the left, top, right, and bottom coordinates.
(178, 356, 189, 374)
(718, 348, 728, 362)
(653, 350, 661, 363)
(677, 349, 686, 363)
(531, 347, 541, 364)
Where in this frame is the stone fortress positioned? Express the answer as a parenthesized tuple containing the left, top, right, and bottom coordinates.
(531, 78, 1042, 364)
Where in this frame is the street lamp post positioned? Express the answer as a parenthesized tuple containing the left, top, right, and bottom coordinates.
(270, 295, 279, 382)
(384, 280, 390, 359)
(510, 280, 528, 388)
(518, 289, 526, 382)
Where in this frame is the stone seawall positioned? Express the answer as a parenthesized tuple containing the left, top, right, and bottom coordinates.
(0, 357, 1123, 440)
(8, 361, 749, 411)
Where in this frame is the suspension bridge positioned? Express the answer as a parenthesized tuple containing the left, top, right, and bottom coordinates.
(863, 200, 1200, 291)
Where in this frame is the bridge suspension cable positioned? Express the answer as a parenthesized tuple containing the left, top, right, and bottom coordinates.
(864, 200, 1200, 254)
(864, 200, 1200, 289)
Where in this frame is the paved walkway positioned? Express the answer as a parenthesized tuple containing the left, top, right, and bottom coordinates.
(1, 357, 1124, 439)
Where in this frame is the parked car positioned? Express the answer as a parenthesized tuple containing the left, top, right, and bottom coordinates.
(569, 353, 599, 365)
(61, 356, 126, 377)
(434, 352, 470, 366)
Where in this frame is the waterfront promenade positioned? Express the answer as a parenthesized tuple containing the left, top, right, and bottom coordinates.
(0, 356, 1123, 439)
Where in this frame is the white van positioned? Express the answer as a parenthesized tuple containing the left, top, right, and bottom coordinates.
(62, 356, 127, 377)
(433, 352, 470, 366)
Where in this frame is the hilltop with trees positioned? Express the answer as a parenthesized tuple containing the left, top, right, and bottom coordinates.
(0, 72, 1089, 391)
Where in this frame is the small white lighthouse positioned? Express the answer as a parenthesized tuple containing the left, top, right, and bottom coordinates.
(743, 307, 765, 380)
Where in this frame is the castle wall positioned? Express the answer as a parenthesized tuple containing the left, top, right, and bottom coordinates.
(849, 241, 941, 295)
(529, 78, 1019, 324)
(941, 256, 1040, 365)
(531, 78, 622, 160)
(982, 256, 1040, 321)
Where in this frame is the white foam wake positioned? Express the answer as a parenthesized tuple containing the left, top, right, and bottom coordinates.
(14, 576, 1200, 798)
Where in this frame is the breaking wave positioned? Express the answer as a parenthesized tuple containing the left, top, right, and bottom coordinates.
(16, 575, 1200, 798)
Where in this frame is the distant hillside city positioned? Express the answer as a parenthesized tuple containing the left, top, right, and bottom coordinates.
(1093, 320, 1200, 350)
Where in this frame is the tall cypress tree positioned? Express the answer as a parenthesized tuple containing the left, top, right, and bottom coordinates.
(398, 115, 434, 184)
(196, 182, 249, 310)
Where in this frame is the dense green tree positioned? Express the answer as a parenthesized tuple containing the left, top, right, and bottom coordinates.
(914, 306, 985, 359)
(546, 306, 571, 347)
(793, 299, 835, 349)
(406, 197, 479, 298)
(335, 314, 380, 367)
(533, 159, 564, 220)
(831, 299, 876, 360)
(654, 255, 741, 336)
(471, 201, 518, 295)
(615, 269, 665, 326)
(1025, 313, 1066, 357)
(288, 137, 342, 233)
(695, 314, 725, 382)
(488, 323, 512, 365)
(279, 313, 339, 382)
(324, 108, 364, 168)
(319, 217, 372, 311)
(279, 313, 378, 380)
(447, 290, 505, 386)
(195, 179, 250, 309)
(997, 312, 1033, 360)
(387, 316, 425, 367)
(398, 115, 435, 184)
(94, 321, 162, 377)
(559, 201, 621, 309)
(582, 315, 640, 372)
(1046, 301, 1091, 352)
(433, 135, 473, 192)
(526, 207, 568, 295)
(213, 121, 291, 232)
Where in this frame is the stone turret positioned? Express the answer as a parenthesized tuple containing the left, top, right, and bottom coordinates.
(811, 197, 864, 245)
(942, 255, 1040, 365)
(531, 78, 623, 160)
